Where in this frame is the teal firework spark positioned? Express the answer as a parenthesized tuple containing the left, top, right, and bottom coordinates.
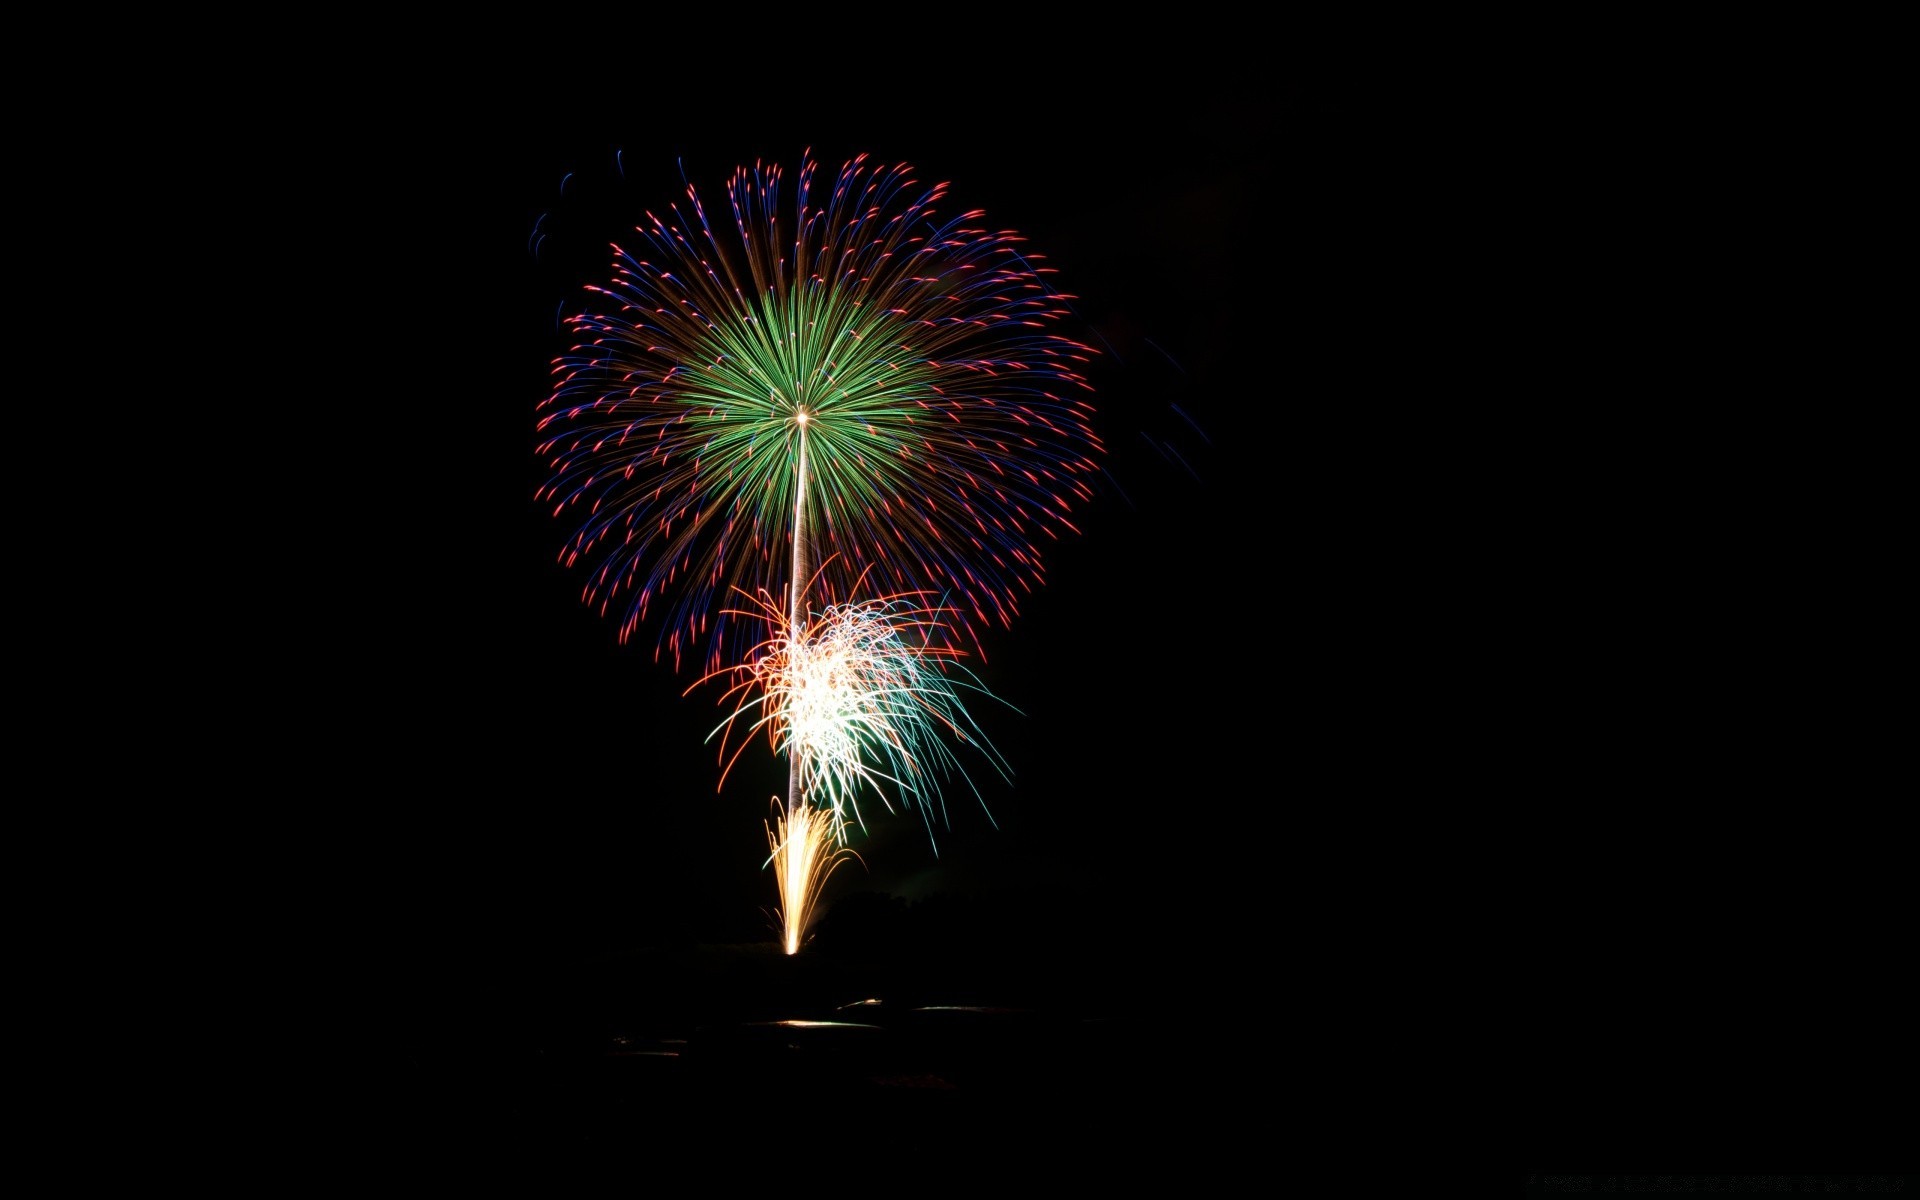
(536, 153, 1103, 672)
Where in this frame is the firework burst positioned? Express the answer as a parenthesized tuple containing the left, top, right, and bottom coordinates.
(536, 152, 1103, 673)
(696, 576, 1011, 852)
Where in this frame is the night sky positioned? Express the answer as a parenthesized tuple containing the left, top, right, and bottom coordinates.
(345, 79, 1404, 984)
(321, 65, 1900, 1178)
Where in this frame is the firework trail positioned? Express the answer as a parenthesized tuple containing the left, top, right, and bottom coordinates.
(536, 152, 1103, 674)
(765, 800, 857, 956)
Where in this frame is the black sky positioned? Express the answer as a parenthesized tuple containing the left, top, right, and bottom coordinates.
(302, 60, 1911, 1172)
(331, 74, 1421, 988)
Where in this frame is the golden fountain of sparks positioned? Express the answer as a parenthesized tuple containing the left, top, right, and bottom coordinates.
(766, 799, 856, 956)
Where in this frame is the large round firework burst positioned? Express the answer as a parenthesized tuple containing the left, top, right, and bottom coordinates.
(536, 152, 1103, 672)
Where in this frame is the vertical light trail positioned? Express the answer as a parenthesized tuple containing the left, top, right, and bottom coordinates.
(780, 412, 810, 952)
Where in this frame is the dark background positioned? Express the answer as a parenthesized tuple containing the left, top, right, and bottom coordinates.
(323, 72, 1422, 1172)
(305, 63, 1901, 1177)
(346, 85, 1402, 978)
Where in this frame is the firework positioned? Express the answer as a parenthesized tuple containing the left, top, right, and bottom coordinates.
(536, 152, 1093, 953)
(697, 577, 1011, 851)
(536, 152, 1103, 673)
(765, 799, 857, 955)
